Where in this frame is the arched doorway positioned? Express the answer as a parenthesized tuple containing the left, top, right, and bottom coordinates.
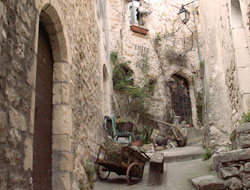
(169, 74, 192, 123)
(33, 23, 53, 189)
(32, 4, 73, 189)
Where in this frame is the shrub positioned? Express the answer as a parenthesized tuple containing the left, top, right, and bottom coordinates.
(239, 111, 250, 124)
(201, 147, 212, 161)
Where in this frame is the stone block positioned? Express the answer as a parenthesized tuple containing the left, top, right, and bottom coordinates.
(9, 108, 27, 131)
(225, 177, 242, 190)
(52, 105, 72, 136)
(53, 62, 70, 82)
(242, 173, 250, 188)
(9, 171, 25, 183)
(7, 128, 22, 147)
(191, 175, 224, 190)
(0, 111, 7, 142)
(53, 82, 70, 104)
(52, 135, 72, 152)
(26, 61, 36, 88)
(236, 123, 250, 149)
(213, 148, 250, 170)
(232, 28, 248, 49)
(3, 148, 21, 166)
(53, 151, 73, 172)
(237, 123, 250, 134)
(23, 138, 33, 171)
(242, 94, 250, 114)
(244, 162, 250, 172)
(238, 67, 250, 94)
(52, 172, 71, 190)
(5, 87, 20, 106)
(220, 167, 239, 179)
(0, 172, 7, 190)
(238, 135, 250, 149)
(235, 48, 250, 68)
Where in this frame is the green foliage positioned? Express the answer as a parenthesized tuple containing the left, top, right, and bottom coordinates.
(112, 62, 134, 91)
(117, 118, 131, 123)
(196, 92, 203, 124)
(154, 32, 162, 45)
(110, 51, 118, 64)
(230, 129, 237, 143)
(200, 60, 205, 68)
(79, 185, 87, 190)
(111, 52, 152, 118)
(84, 160, 95, 177)
(142, 126, 153, 144)
(84, 160, 95, 189)
(103, 142, 124, 162)
(201, 147, 212, 161)
(239, 111, 250, 124)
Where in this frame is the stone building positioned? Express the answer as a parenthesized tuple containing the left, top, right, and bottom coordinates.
(0, 0, 111, 189)
(108, 0, 202, 127)
(199, 0, 250, 151)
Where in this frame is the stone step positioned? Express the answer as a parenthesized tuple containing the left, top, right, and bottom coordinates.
(191, 175, 224, 190)
(148, 146, 205, 163)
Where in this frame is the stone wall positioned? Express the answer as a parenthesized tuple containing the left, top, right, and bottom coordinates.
(0, 0, 110, 189)
(108, 0, 202, 126)
(213, 148, 250, 190)
(199, 0, 250, 151)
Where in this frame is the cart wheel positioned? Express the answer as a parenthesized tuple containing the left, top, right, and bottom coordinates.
(126, 163, 142, 185)
(96, 164, 110, 180)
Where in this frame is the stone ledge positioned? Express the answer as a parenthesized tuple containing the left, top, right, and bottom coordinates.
(213, 148, 250, 171)
(237, 122, 250, 134)
(191, 175, 224, 190)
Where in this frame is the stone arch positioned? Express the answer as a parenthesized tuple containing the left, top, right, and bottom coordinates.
(168, 71, 198, 126)
(230, 0, 250, 113)
(103, 64, 110, 115)
(32, 3, 72, 190)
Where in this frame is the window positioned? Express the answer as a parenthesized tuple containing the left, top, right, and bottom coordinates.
(128, 0, 143, 25)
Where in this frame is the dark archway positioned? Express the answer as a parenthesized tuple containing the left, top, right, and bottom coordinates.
(33, 23, 53, 190)
(169, 74, 192, 123)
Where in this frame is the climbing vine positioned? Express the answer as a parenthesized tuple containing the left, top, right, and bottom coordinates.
(111, 51, 156, 126)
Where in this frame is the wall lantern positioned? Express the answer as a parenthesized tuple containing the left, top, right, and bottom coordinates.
(178, 5, 190, 24)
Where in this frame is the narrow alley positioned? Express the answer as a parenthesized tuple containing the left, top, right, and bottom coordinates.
(1, 0, 250, 190)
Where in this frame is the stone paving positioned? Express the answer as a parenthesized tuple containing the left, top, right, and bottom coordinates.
(94, 145, 214, 190)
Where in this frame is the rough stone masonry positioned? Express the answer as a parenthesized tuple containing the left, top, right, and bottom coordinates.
(0, 0, 111, 189)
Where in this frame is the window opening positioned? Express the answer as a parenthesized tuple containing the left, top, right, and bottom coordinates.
(128, 0, 143, 25)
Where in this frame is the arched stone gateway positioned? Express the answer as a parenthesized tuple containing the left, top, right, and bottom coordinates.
(32, 4, 72, 190)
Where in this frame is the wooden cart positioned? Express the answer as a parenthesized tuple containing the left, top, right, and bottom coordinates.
(95, 145, 150, 185)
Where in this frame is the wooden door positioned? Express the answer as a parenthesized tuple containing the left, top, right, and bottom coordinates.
(33, 23, 53, 190)
(169, 75, 192, 123)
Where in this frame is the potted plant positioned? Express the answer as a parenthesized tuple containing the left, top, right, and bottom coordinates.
(116, 118, 134, 133)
